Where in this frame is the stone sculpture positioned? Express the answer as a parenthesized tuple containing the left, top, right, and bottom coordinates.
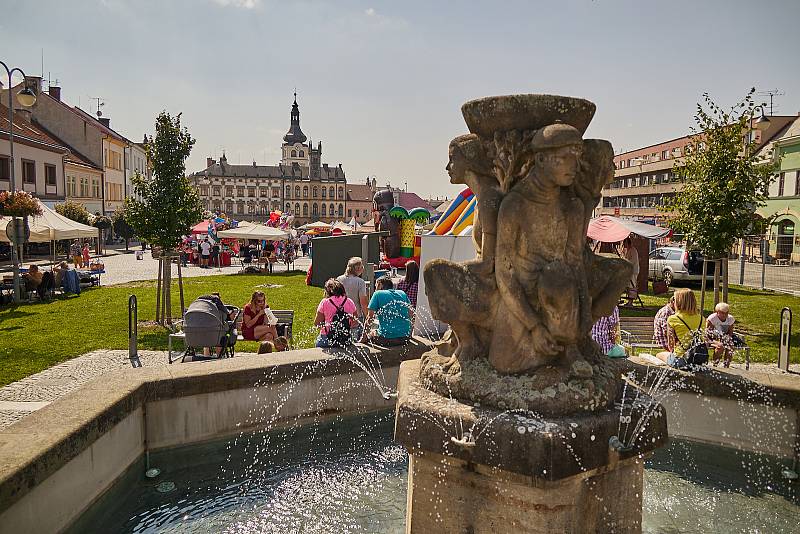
(422, 94, 632, 416)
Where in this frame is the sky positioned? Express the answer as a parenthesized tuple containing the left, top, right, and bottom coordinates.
(2, 0, 798, 198)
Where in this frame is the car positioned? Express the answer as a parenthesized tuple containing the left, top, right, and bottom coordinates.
(648, 246, 712, 286)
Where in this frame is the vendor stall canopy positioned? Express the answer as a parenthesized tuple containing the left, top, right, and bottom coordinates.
(587, 215, 671, 243)
(0, 199, 97, 242)
(215, 222, 289, 241)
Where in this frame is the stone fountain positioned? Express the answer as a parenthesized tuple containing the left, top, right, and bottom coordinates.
(394, 94, 668, 533)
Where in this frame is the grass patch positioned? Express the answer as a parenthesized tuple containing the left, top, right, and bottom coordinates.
(0, 272, 324, 387)
(620, 284, 800, 365)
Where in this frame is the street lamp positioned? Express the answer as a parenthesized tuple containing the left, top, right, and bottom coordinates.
(739, 104, 770, 285)
(1, 61, 38, 303)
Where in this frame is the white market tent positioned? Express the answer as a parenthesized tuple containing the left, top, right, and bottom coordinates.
(299, 221, 331, 230)
(216, 223, 289, 241)
(0, 200, 98, 243)
(330, 221, 354, 234)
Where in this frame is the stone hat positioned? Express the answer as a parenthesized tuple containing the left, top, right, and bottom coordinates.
(531, 123, 582, 151)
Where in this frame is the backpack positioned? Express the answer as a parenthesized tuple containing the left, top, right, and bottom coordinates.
(326, 297, 352, 347)
(674, 315, 709, 368)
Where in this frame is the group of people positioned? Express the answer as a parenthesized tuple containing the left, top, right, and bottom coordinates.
(314, 256, 419, 348)
(20, 261, 82, 300)
(69, 239, 92, 269)
(590, 287, 741, 368)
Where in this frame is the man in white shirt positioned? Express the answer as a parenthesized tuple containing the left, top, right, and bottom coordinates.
(200, 238, 212, 268)
(300, 233, 309, 256)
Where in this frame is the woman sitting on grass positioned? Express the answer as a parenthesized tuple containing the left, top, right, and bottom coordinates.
(242, 290, 278, 342)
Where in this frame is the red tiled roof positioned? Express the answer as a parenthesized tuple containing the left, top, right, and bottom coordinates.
(0, 102, 69, 153)
(398, 192, 433, 211)
(33, 121, 101, 170)
(346, 184, 373, 202)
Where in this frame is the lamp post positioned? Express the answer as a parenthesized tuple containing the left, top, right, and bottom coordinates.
(739, 105, 770, 286)
(1, 61, 37, 303)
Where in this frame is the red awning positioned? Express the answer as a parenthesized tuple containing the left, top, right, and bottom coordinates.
(587, 216, 671, 243)
(191, 220, 214, 235)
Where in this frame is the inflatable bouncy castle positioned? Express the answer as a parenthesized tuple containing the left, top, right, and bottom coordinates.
(428, 187, 475, 236)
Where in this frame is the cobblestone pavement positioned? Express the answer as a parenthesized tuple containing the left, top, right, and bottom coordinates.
(97, 252, 311, 286)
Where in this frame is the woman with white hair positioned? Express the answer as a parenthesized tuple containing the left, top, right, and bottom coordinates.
(706, 302, 735, 367)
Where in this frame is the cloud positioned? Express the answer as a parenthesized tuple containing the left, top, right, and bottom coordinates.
(212, 0, 261, 9)
(365, 7, 375, 16)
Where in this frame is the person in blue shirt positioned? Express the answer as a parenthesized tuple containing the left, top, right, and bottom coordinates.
(360, 277, 413, 346)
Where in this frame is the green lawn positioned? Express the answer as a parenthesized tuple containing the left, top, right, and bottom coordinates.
(0, 273, 324, 387)
(620, 284, 800, 365)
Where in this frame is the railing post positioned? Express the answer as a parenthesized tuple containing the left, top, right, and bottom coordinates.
(779, 307, 792, 372)
(761, 238, 767, 290)
(739, 237, 746, 285)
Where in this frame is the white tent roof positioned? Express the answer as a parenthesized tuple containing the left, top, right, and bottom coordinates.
(300, 221, 331, 230)
(217, 223, 289, 241)
(330, 221, 354, 233)
(0, 200, 98, 243)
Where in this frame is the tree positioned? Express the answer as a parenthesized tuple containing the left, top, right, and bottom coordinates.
(112, 206, 135, 251)
(667, 88, 779, 307)
(126, 111, 201, 324)
(55, 200, 91, 225)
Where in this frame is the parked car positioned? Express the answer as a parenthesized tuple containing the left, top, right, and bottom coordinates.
(648, 246, 712, 286)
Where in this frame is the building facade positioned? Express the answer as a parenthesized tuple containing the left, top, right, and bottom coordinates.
(190, 95, 347, 225)
(598, 115, 797, 222)
(0, 102, 68, 206)
(125, 140, 149, 200)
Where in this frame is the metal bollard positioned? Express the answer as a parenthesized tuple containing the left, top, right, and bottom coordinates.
(129, 295, 141, 367)
(779, 307, 792, 372)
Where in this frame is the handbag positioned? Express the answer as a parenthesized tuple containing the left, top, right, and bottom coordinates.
(675, 315, 709, 367)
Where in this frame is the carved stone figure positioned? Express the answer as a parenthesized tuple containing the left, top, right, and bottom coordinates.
(421, 94, 632, 416)
(373, 189, 401, 259)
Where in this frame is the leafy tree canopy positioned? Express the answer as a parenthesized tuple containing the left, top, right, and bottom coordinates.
(55, 200, 91, 225)
(125, 111, 201, 251)
(112, 206, 135, 240)
(668, 88, 779, 259)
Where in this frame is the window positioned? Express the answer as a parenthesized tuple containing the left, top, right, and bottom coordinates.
(92, 178, 100, 198)
(329, 186, 335, 198)
(795, 171, 800, 196)
(67, 176, 76, 196)
(295, 203, 300, 215)
(338, 187, 344, 199)
(248, 187, 256, 197)
(227, 186, 235, 197)
(299, 150, 304, 157)
(662, 150, 669, 160)
(248, 202, 255, 215)
(237, 201, 245, 213)
(303, 186, 308, 198)
(338, 204, 343, 217)
(302, 203, 308, 216)
(286, 186, 291, 198)
(312, 203, 319, 217)
(226, 201, 233, 213)
(213, 201, 221, 211)
(213, 186, 221, 196)
(321, 204, 326, 216)
(313, 186, 318, 198)
(200, 186, 208, 196)
(272, 187, 280, 198)
(260, 187, 268, 197)
(285, 203, 291, 212)
(778, 172, 785, 197)
(0, 156, 9, 181)
(295, 186, 300, 198)
(291, 150, 297, 158)
(22, 160, 35, 184)
(348, 209, 352, 217)
(322, 188, 326, 198)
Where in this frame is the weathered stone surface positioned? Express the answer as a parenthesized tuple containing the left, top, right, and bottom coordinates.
(424, 94, 632, 413)
(396, 360, 667, 481)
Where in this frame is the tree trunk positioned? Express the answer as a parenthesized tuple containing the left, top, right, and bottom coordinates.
(722, 254, 729, 303)
(164, 254, 173, 325)
(713, 259, 721, 306)
(699, 259, 708, 316)
(177, 258, 185, 317)
(125, 238, 129, 252)
(155, 256, 162, 324)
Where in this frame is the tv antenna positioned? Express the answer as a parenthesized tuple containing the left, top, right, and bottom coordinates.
(757, 89, 784, 116)
(89, 96, 105, 118)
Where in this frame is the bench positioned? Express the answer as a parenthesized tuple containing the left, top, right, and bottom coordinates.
(619, 315, 751, 369)
(619, 316, 662, 356)
(168, 308, 295, 364)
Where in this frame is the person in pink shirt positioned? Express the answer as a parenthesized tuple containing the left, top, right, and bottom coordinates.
(315, 278, 357, 348)
(82, 242, 91, 268)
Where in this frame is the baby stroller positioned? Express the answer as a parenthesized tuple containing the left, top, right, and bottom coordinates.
(180, 298, 241, 362)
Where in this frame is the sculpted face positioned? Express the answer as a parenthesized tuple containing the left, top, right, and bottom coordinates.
(446, 146, 468, 185)
(537, 144, 583, 187)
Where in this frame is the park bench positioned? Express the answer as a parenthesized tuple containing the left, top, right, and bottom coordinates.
(168, 308, 294, 364)
(619, 314, 751, 369)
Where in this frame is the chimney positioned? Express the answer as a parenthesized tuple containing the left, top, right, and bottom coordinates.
(99, 117, 111, 128)
(48, 86, 61, 101)
(207, 157, 216, 168)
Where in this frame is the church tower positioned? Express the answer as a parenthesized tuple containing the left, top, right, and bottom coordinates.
(281, 93, 311, 167)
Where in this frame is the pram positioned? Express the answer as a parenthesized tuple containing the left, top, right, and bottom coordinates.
(179, 298, 241, 362)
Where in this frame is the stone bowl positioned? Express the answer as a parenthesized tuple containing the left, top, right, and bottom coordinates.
(461, 94, 596, 137)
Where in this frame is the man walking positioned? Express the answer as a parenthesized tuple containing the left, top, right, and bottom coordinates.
(300, 233, 309, 256)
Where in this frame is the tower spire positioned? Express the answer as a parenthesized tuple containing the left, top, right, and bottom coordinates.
(283, 91, 307, 144)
